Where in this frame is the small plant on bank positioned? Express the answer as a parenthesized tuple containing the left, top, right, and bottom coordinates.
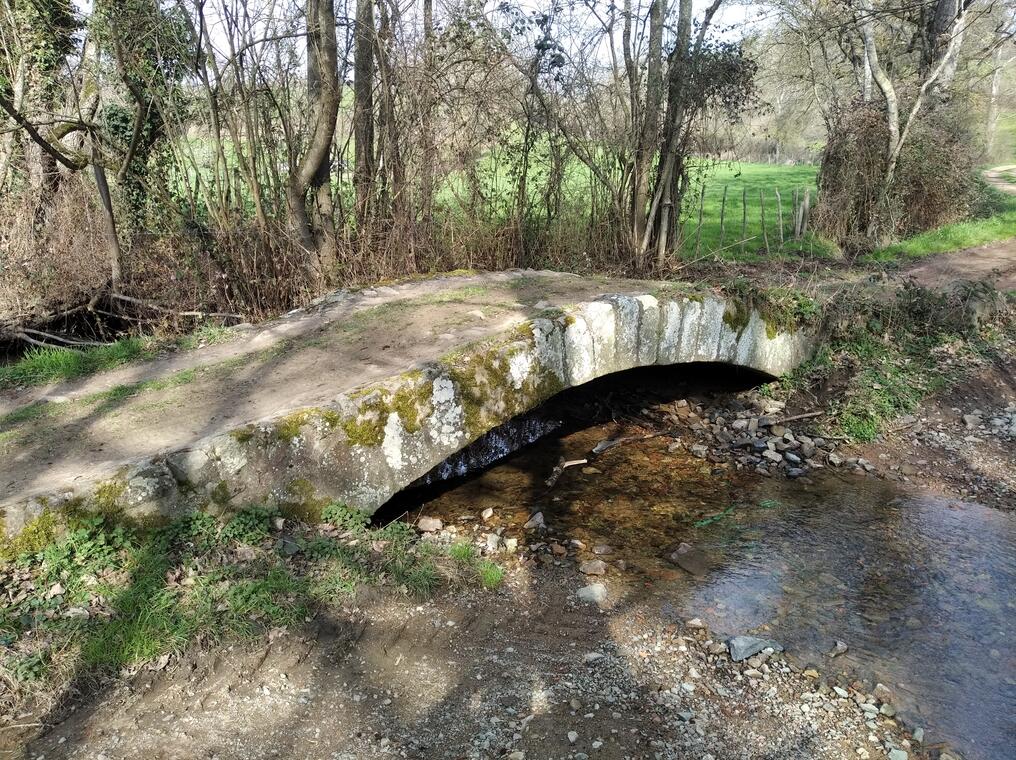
(0, 503, 506, 716)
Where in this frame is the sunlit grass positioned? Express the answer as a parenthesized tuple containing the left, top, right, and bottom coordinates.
(0, 324, 234, 391)
(868, 190, 1016, 263)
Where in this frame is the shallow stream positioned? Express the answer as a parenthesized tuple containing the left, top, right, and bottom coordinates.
(395, 371, 1015, 760)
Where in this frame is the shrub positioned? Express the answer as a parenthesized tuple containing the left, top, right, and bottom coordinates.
(815, 102, 978, 254)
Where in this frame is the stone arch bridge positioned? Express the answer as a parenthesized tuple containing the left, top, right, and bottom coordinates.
(1, 272, 816, 543)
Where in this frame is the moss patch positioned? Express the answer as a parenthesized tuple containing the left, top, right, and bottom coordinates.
(92, 479, 127, 516)
(441, 336, 565, 440)
(341, 372, 434, 447)
(274, 409, 341, 443)
(0, 509, 58, 561)
(279, 478, 331, 523)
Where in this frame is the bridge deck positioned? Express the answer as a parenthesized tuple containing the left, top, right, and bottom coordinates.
(0, 271, 683, 508)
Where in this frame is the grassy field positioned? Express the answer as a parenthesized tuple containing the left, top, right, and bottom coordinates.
(680, 162, 823, 259)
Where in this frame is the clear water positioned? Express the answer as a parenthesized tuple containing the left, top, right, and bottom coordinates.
(409, 419, 1016, 760)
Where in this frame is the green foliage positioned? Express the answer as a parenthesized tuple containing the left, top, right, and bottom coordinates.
(0, 338, 152, 390)
(219, 505, 279, 545)
(10, 651, 49, 683)
(448, 541, 478, 564)
(321, 503, 371, 533)
(476, 560, 506, 590)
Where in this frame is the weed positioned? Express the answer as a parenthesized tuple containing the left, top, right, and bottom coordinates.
(476, 560, 505, 590)
(448, 541, 478, 564)
(694, 505, 736, 527)
(176, 324, 232, 351)
(220, 506, 279, 545)
(322, 503, 371, 533)
(9, 651, 49, 683)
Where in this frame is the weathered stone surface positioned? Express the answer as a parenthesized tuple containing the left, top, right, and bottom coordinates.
(1, 289, 816, 540)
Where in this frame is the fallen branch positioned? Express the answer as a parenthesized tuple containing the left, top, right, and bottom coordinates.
(591, 430, 672, 454)
(110, 293, 243, 321)
(544, 457, 588, 488)
(776, 411, 824, 424)
(20, 328, 110, 348)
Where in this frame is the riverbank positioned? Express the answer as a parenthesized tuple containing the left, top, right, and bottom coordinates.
(6, 539, 927, 760)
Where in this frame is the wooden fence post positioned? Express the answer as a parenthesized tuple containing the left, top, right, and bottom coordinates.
(759, 189, 769, 253)
(718, 185, 728, 248)
(794, 189, 804, 239)
(802, 188, 811, 236)
(694, 183, 706, 257)
(775, 188, 784, 246)
(740, 188, 747, 256)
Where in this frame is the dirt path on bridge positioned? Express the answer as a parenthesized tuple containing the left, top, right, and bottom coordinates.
(0, 271, 674, 506)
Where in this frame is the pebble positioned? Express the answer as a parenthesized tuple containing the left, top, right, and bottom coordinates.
(567, 730, 578, 744)
(576, 583, 607, 604)
(523, 512, 545, 530)
(417, 517, 443, 532)
(579, 559, 608, 576)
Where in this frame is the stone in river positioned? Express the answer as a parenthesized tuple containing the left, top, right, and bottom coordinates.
(727, 635, 783, 662)
(666, 548, 710, 576)
(827, 640, 849, 657)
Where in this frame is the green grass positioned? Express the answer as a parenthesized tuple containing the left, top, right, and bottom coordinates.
(681, 162, 828, 259)
(0, 503, 506, 706)
(0, 324, 235, 391)
(868, 189, 1016, 263)
(0, 338, 152, 389)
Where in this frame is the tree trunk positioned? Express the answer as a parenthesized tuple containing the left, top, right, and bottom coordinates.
(288, 0, 341, 274)
(353, 0, 377, 225)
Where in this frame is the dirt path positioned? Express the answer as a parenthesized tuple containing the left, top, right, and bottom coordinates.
(982, 164, 1016, 195)
(903, 165, 1016, 290)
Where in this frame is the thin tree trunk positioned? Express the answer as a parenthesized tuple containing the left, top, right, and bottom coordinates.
(353, 0, 376, 224)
